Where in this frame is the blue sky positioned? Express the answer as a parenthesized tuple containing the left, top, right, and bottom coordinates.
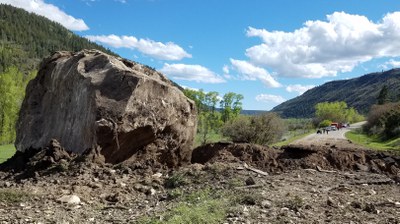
(2, 0, 400, 110)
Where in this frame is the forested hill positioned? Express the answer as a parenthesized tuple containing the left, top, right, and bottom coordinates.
(0, 4, 116, 73)
(271, 68, 400, 118)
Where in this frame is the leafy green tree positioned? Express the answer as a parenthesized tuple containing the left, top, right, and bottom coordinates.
(199, 91, 222, 145)
(184, 89, 223, 145)
(315, 101, 363, 124)
(220, 92, 243, 123)
(0, 67, 35, 144)
(319, 120, 332, 128)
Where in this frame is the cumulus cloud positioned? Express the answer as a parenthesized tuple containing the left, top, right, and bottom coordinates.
(245, 11, 400, 78)
(255, 94, 286, 104)
(0, 0, 89, 31)
(159, 63, 225, 83)
(380, 59, 400, 70)
(387, 59, 400, 67)
(286, 84, 315, 95)
(230, 59, 281, 87)
(86, 34, 191, 61)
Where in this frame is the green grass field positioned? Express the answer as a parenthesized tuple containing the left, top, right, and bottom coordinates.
(272, 130, 314, 147)
(0, 144, 16, 164)
(345, 131, 400, 152)
(193, 132, 229, 148)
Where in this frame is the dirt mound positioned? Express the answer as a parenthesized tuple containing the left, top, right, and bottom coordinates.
(192, 142, 400, 178)
(191, 142, 280, 172)
(0, 139, 105, 179)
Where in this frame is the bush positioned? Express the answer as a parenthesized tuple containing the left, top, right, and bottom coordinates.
(221, 116, 253, 143)
(364, 102, 400, 139)
(222, 113, 284, 145)
(319, 119, 332, 128)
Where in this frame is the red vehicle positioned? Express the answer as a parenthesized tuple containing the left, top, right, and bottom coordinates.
(331, 122, 347, 129)
(331, 122, 339, 129)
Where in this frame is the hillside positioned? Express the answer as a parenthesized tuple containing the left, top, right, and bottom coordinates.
(272, 68, 400, 118)
(0, 4, 116, 73)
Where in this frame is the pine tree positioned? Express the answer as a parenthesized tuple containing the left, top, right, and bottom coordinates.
(377, 85, 389, 105)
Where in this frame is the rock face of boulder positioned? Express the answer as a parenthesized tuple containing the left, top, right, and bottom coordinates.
(16, 50, 197, 166)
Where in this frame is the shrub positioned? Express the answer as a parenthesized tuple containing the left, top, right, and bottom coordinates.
(222, 113, 284, 145)
(364, 102, 400, 139)
(319, 119, 332, 128)
(164, 173, 187, 189)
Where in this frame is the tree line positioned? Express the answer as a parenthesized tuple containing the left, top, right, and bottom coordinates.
(0, 4, 116, 73)
(0, 67, 35, 144)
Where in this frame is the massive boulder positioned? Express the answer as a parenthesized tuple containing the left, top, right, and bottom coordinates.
(16, 50, 197, 166)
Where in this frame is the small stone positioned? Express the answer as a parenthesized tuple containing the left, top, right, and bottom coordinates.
(236, 166, 245, 170)
(368, 189, 377, 195)
(327, 197, 336, 207)
(57, 195, 81, 205)
(350, 201, 362, 209)
(261, 200, 272, 208)
(152, 173, 162, 178)
(4, 182, 11, 187)
(146, 188, 156, 196)
(395, 202, 400, 208)
(364, 203, 377, 214)
(281, 207, 289, 212)
(105, 193, 120, 203)
(245, 177, 256, 186)
(355, 163, 369, 172)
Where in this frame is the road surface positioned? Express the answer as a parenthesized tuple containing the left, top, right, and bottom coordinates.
(291, 121, 366, 147)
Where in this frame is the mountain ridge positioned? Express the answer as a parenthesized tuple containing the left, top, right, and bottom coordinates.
(271, 68, 400, 118)
(0, 4, 116, 73)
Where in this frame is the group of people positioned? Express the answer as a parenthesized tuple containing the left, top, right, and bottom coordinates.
(317, 127, 331, 134)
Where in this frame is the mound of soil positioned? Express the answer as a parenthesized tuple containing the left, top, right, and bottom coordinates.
(192, 142, 280, 172)
(0, 139, 105, 180)
(0, 142, 399, 223)
(192, 142, 400, 179)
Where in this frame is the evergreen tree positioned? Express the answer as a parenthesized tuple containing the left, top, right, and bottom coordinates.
(377, 85, 389, 105)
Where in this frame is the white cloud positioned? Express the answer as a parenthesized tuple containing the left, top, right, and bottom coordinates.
(255, 94, 286, 104)
(0, 0, 89, 31)
(230, 59, 281, 87)
(286, 84, 315, 95)
(245, 11, 400, 78)
(159, 63, 225, 83)
(86, 35, 191, 61)
(222, 65, 230, 74)
(387, 59, 400, 67)
(181, 85, 199, 91)
(380, 59, 400, 70)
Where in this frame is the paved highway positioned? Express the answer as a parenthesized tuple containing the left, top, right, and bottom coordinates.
(291, 121, 366, 147)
